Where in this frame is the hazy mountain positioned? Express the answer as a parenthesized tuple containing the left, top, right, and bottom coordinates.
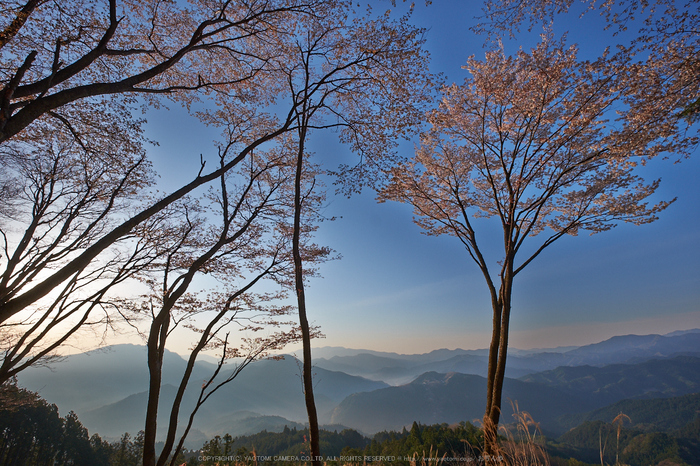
(521, 355, 700, 406)
(329, 371, 581, 435)
(560, 333, 700, 366)
(18, 345, 387, 442)
(314, 331, 700, 385)
(329, 372, 487, 434)
(315, 352, 519, 385)
(329, 356, 700, 435)
(311, 346, 486, 362)
(665, 329, 700, 337)
(15, 330, 700, 443)
(82, 380, 305, 447)
(18, 344, 202, 413)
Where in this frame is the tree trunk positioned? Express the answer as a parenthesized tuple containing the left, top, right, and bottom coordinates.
(482, 300, 502, 457)
(292, 129, 321, 466)
(482, 264, 514, 459)
(143, 311, 169, 466)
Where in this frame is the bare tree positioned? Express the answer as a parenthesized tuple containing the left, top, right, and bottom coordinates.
(275, 6, 434, 463)
(0, 110, 158, 380)
(380, 34, 696, 455)
(0, 1, 433, 387)
(0, 0, 323, 143)
(125, 142, 329, 466)
(0, 0, 329, 382)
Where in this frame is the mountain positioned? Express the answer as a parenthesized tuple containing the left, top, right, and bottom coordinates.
(15, 330, 700, 443)
(314, 352, 532, 385)
(314, 331, 700, 385)
(81, 379, 305, 447)
(313, 353, 498, 385)
(329, 371, 582, 435)
(560, 333, 700, 366)
(521, 355, 700, 406)
(18, 345, 387, 441)
(563, 392, 700, 434)
(329, 356, 700, 435)
(311, 346, 487, 362)
(665, 329, 700, 337)
(18, 344, 199, 413)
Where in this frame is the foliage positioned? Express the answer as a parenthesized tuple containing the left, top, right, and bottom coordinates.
(554, 419, 700, 466)
(196, 426, 368, 464)
(189, 422, 482, 465)
(478, 0, 700, 120)
(0, 378, 148, 466)
(350, 422, 483, 464)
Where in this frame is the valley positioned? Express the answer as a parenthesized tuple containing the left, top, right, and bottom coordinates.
(17, 329, 700, 448)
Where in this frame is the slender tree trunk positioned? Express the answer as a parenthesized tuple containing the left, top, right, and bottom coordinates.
(292, 127, 321, 466)
(483, 299, 502, 456)
(482, 261, 514, 458)
(143, 312, 168, 466)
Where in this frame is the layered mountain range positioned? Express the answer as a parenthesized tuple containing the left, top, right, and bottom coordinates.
(17, 329, 700, 447)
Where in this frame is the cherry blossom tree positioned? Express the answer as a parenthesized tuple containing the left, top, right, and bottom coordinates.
(477, 0, 700, 122)
(0, 0, 325, 382)
(125, 142, 329, 466)
(0, 0, 431, 390)
(0, 0, 325, 143)
(276, 7, 433, 463)
(379, 34, 696, 454)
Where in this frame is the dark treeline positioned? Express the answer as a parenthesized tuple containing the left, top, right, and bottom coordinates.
(196, 427, 368, 462)
(548, 419, 700, 466)
(192, 422, 484, 466)
(0, 380, 186, 466)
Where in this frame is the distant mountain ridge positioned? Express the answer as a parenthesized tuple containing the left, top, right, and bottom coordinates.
(521, 355, 700, 404)
(329, 356, 700, 435)
(16, 329, 700, 445)
(19, 345, 387, 443)
(314, 330, 700, 385)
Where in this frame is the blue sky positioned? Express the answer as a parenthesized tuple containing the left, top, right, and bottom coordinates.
(141, 1, 700, 354)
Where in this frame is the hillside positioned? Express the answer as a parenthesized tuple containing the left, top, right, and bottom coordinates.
(553, 421, 700, 465)
(521, 355, 700, 406)
(15, 332, 700, 444)
(330, 356, 700, 435)
(563, 392, 700, 435)
(329, 371, 581, 435)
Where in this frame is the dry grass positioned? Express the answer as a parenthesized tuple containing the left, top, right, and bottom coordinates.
(481, 402, 551, 466)
(408, 446, 448, 466)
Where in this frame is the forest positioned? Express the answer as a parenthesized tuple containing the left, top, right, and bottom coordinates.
(0, 0, 698, 465)
(3, 376, 700, 466)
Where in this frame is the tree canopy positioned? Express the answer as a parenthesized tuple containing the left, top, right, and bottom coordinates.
(379, 31, 696, 452)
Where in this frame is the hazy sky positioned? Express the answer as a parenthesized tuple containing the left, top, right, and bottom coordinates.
(139, 1, 700, 355)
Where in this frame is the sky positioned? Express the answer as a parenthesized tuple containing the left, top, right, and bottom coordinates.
(136, 1, 699, 355)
